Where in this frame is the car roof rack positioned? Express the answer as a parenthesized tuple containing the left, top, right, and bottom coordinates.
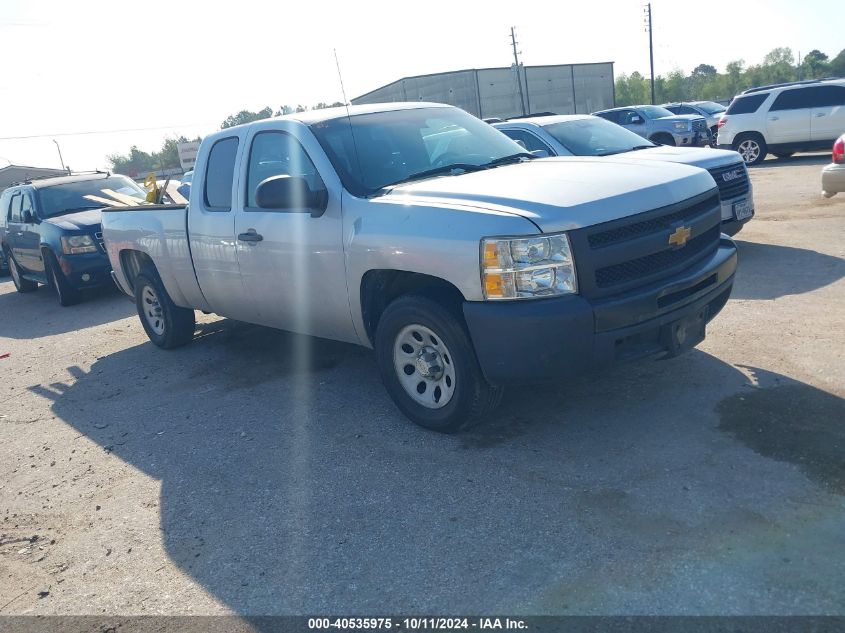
(741, 77, 843, 94)
(10, 170, 111, 187)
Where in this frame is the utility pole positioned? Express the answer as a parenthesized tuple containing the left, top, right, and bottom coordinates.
(645, 3, 655, 105)
(510, 26, 527, 116)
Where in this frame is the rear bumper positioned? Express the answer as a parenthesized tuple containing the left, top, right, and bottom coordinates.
(463, 238, 737, 385)
(822, 163, 845, 196)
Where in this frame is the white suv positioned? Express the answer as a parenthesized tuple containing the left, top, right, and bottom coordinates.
(716, 78, 845, 165)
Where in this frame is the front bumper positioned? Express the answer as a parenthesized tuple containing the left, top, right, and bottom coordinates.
(57, 252, 113, 290)
(822, 163, 845, 197)
(463, 238, 737, 385)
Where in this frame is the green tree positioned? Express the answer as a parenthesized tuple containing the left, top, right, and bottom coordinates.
(830, 49, 845, 76)
(614, 72, 650, 106)
(220, 107, 273, 129)
(691, 64, 717, 77)
(800, 49, 830, 79)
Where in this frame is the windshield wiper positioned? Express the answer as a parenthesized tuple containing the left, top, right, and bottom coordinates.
(483, 152, 536, 167)
(596, 145, 655, 156)
(376, 163, 487, 192)
(630, 145, 655, 151)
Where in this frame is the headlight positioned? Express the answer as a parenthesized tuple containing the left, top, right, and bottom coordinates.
(61, 234, 97, 254)
(673, 121, 690, 131)
(481, 232, 577, 300)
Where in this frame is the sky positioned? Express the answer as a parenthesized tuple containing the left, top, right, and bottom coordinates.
(0, 0, 841, 171)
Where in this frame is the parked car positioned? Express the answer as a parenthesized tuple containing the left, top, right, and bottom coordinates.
(592, 105, 711, 147)
(102, 102, 737, 433)
(716, 78, 845, 165)
(822, 133, 845, 197)
(0, 172, 146, 305)
(662, 101, 727, 142)
(493, 114, 754, 235)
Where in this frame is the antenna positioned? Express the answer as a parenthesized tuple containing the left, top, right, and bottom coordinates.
(333, 48, 363, 191)
(334, 48, 349, 105)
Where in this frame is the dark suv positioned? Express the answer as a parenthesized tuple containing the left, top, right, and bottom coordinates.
(0, 172, 147, 305)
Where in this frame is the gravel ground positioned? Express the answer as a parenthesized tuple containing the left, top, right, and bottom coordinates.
(1, 153, 843, 616)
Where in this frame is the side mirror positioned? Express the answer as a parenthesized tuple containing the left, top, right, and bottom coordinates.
(22, 210, 35, 224)
(530, 149, 550, 158)
(255, 175, 328, 218)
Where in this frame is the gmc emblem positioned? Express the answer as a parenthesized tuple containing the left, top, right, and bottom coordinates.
(722, 169, 743, 182)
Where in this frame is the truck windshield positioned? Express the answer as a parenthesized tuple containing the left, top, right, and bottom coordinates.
(543, 118, 656, 156)
(309, 107, 526, 196)
(36, 176, 147, 218)
(638, 106, 676, 119)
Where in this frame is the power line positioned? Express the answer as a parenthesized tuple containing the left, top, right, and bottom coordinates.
(0, 122, 217, 141)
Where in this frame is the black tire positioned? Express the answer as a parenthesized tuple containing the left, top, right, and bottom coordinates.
(134, 270, 196, 349)
(45, 251, 81, 306)
(375, 295, 502, 433)
(6, 250, 38, 293)
(773, 152, 794, 159)
(651, 133, 676, 146)
(733, 133, 767, 166)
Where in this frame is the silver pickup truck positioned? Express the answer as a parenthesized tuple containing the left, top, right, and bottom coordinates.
(102, 103, 738, 432)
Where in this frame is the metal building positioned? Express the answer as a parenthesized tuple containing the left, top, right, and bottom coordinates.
(351, 62, 615, 120)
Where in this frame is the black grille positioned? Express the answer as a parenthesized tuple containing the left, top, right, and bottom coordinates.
(588, 194, 718, 249)
(707, 162, 749, 200)
(595, 225, 721, 288)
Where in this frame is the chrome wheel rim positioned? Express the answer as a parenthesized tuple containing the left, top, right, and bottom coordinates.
(738, 139, 760, 163)
(393, 324, 456, 409)
(142, 285, 165, 335)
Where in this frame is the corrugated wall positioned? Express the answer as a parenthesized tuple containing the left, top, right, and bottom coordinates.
(352, 63, 614, 118)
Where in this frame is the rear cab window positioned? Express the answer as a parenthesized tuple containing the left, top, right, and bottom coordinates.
(203, 137, 239, 211)
(726, 94, 768, 115)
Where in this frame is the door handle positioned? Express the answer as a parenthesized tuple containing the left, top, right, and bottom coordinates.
(769, 116, 779, 121)
(814, 112, 826, 117)
(237, 230, 263, 243)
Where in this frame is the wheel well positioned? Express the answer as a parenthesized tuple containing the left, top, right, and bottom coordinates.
(735, 131, 765, 144)
(119, 250, 156, 292)
(360, 270, 466, 345)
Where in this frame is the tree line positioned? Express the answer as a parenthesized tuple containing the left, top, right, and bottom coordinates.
(108, 102, 343, 176)
(615, 47, 845, 106)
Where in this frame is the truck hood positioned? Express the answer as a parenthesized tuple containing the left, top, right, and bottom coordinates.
(386, 157, 716, 233)
(43, 209, 102, 231)
(621, 145, 744, 170)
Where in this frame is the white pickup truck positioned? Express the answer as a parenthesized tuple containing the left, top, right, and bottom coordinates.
(102, 103, 738, 432)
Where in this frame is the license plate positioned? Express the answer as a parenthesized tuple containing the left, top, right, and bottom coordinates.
(733, 199, 753, 220)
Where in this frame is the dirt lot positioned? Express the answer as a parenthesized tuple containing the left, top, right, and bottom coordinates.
(1, 154, 843, 616)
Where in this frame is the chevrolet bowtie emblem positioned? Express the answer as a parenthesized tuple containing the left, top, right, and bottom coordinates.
(668, 226, 692, 247)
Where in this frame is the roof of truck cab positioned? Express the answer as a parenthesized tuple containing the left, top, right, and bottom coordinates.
(26, 172, 114, 189)
(287, 102, 452, 124)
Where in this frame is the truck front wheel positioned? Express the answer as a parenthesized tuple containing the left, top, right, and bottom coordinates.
(134, 271, 196, 349)
(375, 295, 502, 432)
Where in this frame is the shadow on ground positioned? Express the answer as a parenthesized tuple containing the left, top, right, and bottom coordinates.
(28, 319, 845, 615)
(731, 240, 845, 300)
(753, 153, 830, 169)
(0, 282, 133, 339)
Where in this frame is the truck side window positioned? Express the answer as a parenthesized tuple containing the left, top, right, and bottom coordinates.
(245, 131, 323, 209)
(20, 194, 34, 220)
(204, 136, 239, 211)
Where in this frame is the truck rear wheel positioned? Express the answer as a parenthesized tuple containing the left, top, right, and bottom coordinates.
(134, 271, 195, 349)
(375, 295, 502, 433)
